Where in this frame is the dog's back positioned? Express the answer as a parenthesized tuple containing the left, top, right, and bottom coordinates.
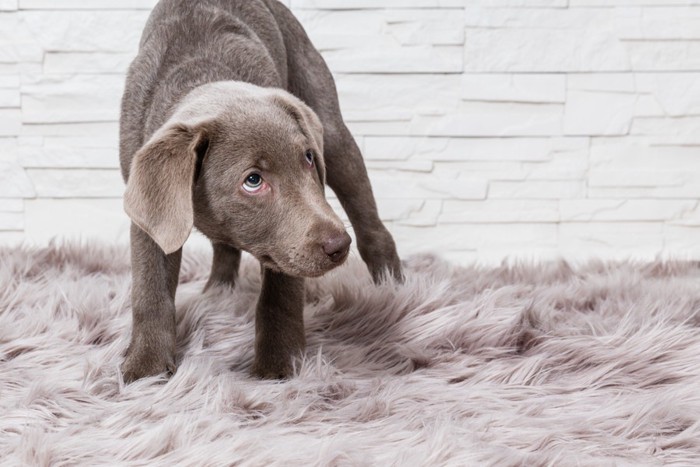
(119, 0, 291, 180)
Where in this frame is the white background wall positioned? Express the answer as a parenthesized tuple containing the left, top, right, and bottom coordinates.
(2, 0, 700, 264)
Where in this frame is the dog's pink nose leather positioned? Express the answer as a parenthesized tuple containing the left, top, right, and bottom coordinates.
(323, 232, 351, 262)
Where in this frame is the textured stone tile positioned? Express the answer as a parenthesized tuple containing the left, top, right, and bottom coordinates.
(384, 9, 465, 46)
(666, 202, 700, 226)
(590, 137, 700, 175)
(20, 122, 118, 137)
(44, 53, 134, 74)
(617, 7, 700, 40)
(489, 180, 586, 199)
(323, 45, 463, 73)
(18, 144, 119, 169)
(365, 159, 434, 172)
(472, 0, 566, 6)
(335, 74, 462, 123)
(571, 0, 695, 4)
(0, 0, 17, 11)
(19, 10, 149, 53)
(465, 28, 631, 72)
(567, 73, 636, 93)
(560, 199, 698, 222)
(26, 168, 123, 197)
(391, 222, 558, 253)
(564, 89, 637, 136)
(0, 211, 23, 230)
(364, 136, 587, 162)
(463, 8, 645, 73)
(0, 109, 21, 136)
(0, 14, 43, 63)
(292, 0, 466, 9)
(564, 73, 700, 143)
(630, 117, 700, 145)
(588, 185, 700, 199)
(285, 9, 386, 49)
(20, 0, 157, 8)
(433, 160, 526, 181)
(628, 41, 700, 71)
(23, 198, 130, 245)
(563, 73, 690, 136)
(440, 199, 559, 223)
(663, 224, 700, 258)
(369, 172, 487, 200)
(345, 120, 414, 137)
(0, 89, 20, 107)
(0, 75, 20, 87)
(589, 170, 687, 188)
(44, 135, 119, 150)
(21, 75, 123, 123)
(461, 74, 566, 103)
(635, 73, 700, 116)
(0, 64, 19, 75)
(465, 6, 609, 29)
(522, 149, 590, 181)
(0, 197, 24, 231)
(294, 9, 464, 72)
(411, 102, 563, 137)
(559, 222, 664, 259)
(395, 200, 443, 227)
(0, 231, 24, 245)
(0, 157, 35, 198)
(588, 137, 700, 193)
(375, 198, 430, 223)
(298, 8, 465, 47)
(0, 198, 23, 212)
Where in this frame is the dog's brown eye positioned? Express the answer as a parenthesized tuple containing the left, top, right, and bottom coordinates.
(305, 150, 314, 166)
(243, 173, 263, 193)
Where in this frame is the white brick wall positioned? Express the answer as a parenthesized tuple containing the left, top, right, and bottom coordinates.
(2, 0, 700, 264)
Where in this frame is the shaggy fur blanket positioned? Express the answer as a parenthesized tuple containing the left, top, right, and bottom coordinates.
(1, 243, 700, 466)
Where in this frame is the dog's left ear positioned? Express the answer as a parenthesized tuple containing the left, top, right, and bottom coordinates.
(123, 120, 212, 254)
(271, 93, 326, 185)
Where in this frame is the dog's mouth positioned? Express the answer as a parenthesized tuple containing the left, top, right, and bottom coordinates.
(257, 251, 347, 278)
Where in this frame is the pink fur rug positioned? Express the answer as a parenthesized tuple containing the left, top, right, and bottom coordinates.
(1, 242, 700, 465)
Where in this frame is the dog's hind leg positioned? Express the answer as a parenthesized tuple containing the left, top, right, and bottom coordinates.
(204, 243, 241, 292)
(270, 1, 403, 282)
(322, 124, 403, 283)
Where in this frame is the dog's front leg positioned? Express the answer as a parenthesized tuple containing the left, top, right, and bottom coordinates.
(121, 223, 181, 383)
(252, 268, 305, 379)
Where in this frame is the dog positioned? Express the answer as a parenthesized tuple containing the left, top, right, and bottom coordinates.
(119, 0, 403, 382)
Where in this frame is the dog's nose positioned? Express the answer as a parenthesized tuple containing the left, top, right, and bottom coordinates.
(322, 232, 351, 263)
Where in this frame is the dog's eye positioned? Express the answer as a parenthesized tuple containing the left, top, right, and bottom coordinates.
(305, 150, 314, 166)
(243, 173, 263, 192)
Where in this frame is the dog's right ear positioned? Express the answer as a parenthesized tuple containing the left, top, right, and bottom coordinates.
(124, 121, 211, 254)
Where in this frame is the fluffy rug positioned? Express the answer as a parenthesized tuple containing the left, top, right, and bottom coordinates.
(1, 242, 700, 466)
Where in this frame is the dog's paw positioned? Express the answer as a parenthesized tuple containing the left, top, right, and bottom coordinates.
(358, 230, 404, 284)
(251, 357, 293, 380)
(121, 333, 176, 383)
(371, 253, 404, 284)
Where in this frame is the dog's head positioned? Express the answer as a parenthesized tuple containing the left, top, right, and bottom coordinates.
(124, 81, 350, 277)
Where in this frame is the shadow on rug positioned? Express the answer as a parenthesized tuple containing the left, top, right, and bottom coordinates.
(1, 242, 700, 465)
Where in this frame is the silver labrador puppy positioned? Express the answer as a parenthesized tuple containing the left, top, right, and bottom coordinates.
(119, 0, 402, 382)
